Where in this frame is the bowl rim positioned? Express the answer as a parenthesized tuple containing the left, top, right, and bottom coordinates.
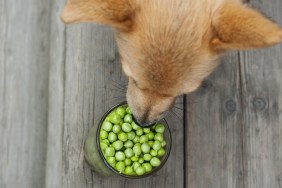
(96, 101, 172, 179)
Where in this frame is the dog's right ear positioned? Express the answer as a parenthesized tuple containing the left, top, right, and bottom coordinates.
(61, 0, 136, 30)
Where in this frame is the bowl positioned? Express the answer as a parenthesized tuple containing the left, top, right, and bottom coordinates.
(84, 102, 172, 178)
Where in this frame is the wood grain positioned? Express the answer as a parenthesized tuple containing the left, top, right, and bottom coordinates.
(239, 0, 282, 187)
(0, 0, 51, 187)
(186, 53, 244, 188)
(61, 23, 185, 188)
(45, 0, 66, 187)
(2, 0, 281, 188)
(186, 0, 282, 187)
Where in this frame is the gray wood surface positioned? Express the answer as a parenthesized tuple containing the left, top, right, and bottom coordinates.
(186, 53, 244, 188)
(239, 1, 282, 188)
(59, 23, 185, 188)
(45, 0, 66, 187)
(0, 0, 51, 188)
(186, 0, 282, 188)
(1, 0, 282, 188)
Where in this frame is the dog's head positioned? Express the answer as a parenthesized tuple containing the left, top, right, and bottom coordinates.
(61, 0, 282, 126)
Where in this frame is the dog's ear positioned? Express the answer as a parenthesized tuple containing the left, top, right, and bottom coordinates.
(212, 2, 282, 51)
(61, 0, 135, 30)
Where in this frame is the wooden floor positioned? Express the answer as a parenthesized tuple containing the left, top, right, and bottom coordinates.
(0, 0, 282, 188)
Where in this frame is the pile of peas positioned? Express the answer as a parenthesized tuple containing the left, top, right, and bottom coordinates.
(99, 105, 166, 176)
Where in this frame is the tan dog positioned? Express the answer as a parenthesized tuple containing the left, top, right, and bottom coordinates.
(61, 0, 282, 126)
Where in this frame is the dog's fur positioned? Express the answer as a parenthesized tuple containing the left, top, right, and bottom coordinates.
(61, 0, 282, 126)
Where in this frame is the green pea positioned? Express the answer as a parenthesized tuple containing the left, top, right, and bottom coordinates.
(158, 148, 166, 157)
(154, 133, 164, 142)
(148, 141, 154, 147)
(124, 158, 132, 166)
(124, 114, 133, 123)
(126, 107, 132, 114)
(109, 113, 122, 124)
(124, 140, 134, 148)
(100, 140, 110, 151)
(119, 120, 124, 126)
(131, 156, 138, 162)
(105, 147, 115, 157)
(112, 140, 123, 150)
(133, 136, 140, 143)
(139, 135, 149, 144)
(105, 116, 111, 122)
(115, 161, 125, 173)
(141, 142, 150, 153)
(143, 154, 152, 161)
(136, 129, 143, 136)
(112, 124, 121, 134)
(100, 130, 108, 140)
(142, 163, 153, 172)
(135, 142, 141, 146)
(124, 166, 134, 175)
(115, 151, 125, 161)
(102, 121, 112, 132)
(124, 148, 134, 158)
(106, 156, 116, 165)
(138, 158, 144, 164)
(150, 150, 158, 157)
(150, 157, 161, 167)
(116, 106, 126, 118)
(135, 166, 146, 175)
(122, 123, 132, 133)
(143, 128, 150, 134)
(132, 162, 141, 171)
(132, 122, 141, 130)
(110, 162, 116, 168)
(118, 132, 128, 142)
(154, 123, 165, 133)
(100, 142, 108, 151)
(152, 141, 162, 151)
(108, 132, 117, 142)
(127, 131, 136, 140)
(133, 144, 142, 156)
(100, 105, 168, 176)
(101, 139, 110, 146)
(147, 131, 155, 140)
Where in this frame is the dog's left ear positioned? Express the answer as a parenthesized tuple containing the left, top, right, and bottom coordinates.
(61, 0, 135, 30)
(212, 2, 282, 51)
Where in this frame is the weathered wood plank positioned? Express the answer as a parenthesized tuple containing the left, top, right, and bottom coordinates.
(61, 23, 185, 188)
(186, 53, 244, 188)
(239, 0, 282, 187)
(0, 0, 51, 187)
(45, 0, 66, 188)
(186, 0, 282, 187)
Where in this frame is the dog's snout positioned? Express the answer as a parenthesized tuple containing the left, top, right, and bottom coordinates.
(132, 112, 157, 128)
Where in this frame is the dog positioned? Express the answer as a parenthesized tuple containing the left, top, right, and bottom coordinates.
(61, 0, 282, 126)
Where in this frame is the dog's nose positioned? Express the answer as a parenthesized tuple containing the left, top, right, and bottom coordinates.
(132, 115, 156, 128)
